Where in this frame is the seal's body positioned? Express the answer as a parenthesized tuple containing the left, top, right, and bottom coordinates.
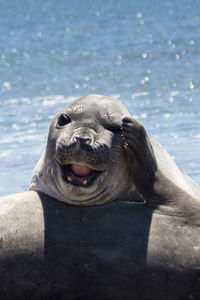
(1, 94, 200, 299)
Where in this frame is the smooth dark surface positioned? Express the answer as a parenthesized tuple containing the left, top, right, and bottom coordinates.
(0, 191, 200, 300)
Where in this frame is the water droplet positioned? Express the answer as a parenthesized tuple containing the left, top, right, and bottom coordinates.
(23, 51, 29, 59)
(139, 19, 144, 25)
(74, 83, 80, 89)
(3, 82, 11, 90)
(136, 12, 143, 18)
(142, 53, 148, 59)
(94, 11, 100, 17)
(11, 48, 17, 53)
(170, 90, 179, 97)
(189, 81, 194, 89)
(37, 32, 42, 38)
(12, 124, 20, 130)
(140, 113, 147, 118)
(83, 51, 90, 57)
(163, 113, 170, 119)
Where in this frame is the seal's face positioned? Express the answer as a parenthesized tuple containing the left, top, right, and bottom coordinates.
(43, 95, 133, 205)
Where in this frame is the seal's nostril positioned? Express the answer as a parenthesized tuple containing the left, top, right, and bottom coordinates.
(85, 138, 91, 145)
(75, 137, 91, 145)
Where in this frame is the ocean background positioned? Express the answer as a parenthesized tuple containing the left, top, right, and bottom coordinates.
(0, 0, 200, 196)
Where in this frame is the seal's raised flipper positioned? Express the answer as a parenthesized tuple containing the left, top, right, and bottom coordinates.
(121, 116, 157, 200)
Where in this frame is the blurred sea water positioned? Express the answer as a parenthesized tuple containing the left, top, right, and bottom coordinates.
(0, 0, 200, 195)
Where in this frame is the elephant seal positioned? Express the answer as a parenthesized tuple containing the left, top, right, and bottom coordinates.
(1, 94, 200, 299)
(30, 94, 200, 210)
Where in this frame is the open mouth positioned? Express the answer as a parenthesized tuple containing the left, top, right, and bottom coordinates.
(61, 164, 103, 187)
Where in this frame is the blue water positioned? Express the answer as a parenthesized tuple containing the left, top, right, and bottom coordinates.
(0, 0, 200, 196)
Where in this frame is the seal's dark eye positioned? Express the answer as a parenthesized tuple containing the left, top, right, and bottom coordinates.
(57, 114, 71, 126)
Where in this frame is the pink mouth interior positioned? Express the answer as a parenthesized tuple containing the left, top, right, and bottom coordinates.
(70, 164, 93, 183)
(71, 164, 93, 176)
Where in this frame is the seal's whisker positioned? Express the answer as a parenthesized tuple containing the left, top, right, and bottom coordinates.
(112, 149, 122, 155)
(108, 157, 115, 163)
(111, 150, 120, 157)
(112, 147, 122, 155)
(112, 145, 122, 151)
(109, 151, 120, 159)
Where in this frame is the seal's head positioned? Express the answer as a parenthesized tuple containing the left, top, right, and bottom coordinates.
(30, 94, 135, 205)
